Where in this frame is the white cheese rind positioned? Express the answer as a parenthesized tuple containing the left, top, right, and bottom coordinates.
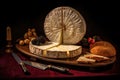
(44, 6, 86, 44)
(29, 42, 82, 58)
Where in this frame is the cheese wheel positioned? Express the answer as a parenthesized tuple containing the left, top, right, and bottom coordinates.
(29, 42, 82, 58)
(44, 6, 86, 44)
(90, 41, 116, 57)
(29, 6, 86, 59)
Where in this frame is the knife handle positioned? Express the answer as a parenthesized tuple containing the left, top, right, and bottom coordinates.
(20, 62, 29, 74)
(48, 65, 69, 72)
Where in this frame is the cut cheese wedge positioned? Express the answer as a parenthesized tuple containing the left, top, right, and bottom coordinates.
(29, 42, 82, 58)
(84, 53, 110, 62)
(77, 56, 96, 64)
(76, 53, 110, 64)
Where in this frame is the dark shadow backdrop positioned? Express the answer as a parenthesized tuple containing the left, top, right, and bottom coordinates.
(0, 0, 119, 50)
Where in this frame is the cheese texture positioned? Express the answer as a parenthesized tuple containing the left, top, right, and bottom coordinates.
(44, 6, 86, 44)
(29, 6, 86, 59)
(29, 42, 82, 58)
(77, 56, 96, 64)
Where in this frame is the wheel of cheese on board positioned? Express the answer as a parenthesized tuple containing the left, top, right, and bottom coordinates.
(29, 6, 86, 58)
(44, 6, 86, 44)
(29, 42, 82, 58)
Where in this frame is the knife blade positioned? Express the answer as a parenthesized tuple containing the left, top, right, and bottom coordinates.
(12, 52, 29, 74)
(23, 61, 69, 73)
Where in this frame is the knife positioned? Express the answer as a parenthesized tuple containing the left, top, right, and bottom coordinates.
(23, 61, 69, 73)
(12, 52, 30, 74)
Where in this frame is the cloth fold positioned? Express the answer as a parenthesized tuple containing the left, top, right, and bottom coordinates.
(0, 50, 119, 79)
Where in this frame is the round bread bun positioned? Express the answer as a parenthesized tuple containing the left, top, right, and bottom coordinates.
(90, 41, 116, 57)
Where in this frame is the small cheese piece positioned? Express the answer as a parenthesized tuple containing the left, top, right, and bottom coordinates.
(84, 53, 110, 62)
(77, 56, 96, 64)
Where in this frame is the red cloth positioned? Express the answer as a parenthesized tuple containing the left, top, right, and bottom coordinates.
(0, 50, 120, 79)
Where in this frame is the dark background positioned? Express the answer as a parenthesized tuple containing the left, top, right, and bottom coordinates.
(0, 0, 119, 50)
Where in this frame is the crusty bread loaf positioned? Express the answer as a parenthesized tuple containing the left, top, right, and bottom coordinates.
(90, 41, 116, 57)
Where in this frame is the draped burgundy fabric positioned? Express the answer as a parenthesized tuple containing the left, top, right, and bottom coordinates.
(0, 49, 119, 79)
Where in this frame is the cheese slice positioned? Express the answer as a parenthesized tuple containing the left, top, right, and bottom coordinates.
(77, 56, 96, 64)
(84, 53, 110, 62)
(29, 42, 59, 56)
(31, 42, 59, 50)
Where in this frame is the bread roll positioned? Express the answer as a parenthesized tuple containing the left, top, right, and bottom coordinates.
(90, 41, 116, 57)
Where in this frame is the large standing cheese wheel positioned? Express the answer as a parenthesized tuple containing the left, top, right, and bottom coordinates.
(29, 6, 86, 58)
(44, 6, 86, 44)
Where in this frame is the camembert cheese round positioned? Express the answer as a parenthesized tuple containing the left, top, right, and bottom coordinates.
(29, 42, 82, 58)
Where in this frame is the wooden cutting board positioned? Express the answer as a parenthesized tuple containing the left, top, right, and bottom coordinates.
(15, 44, 116, 68)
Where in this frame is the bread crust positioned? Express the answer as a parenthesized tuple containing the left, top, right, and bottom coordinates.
(90, 41, 116, 57)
